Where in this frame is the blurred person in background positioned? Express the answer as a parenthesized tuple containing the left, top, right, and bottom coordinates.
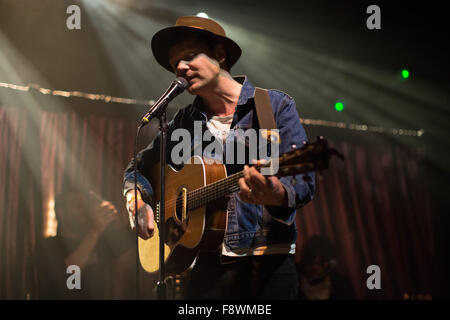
(298, 235, 354, 300)
(36, 187, 135, 299)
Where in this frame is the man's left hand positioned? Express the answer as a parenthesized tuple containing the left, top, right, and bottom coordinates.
(238, 165, 288, 206)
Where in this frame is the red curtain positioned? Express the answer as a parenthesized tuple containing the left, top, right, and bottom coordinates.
(0, 106, 159, 299)
(296, 141, 433, 299)
(39, 111, 137, 236)
(0, 106, 42, 299)
(0, 105, 433, 299)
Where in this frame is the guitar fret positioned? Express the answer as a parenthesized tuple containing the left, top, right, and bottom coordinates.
(187, 171, 244, 210)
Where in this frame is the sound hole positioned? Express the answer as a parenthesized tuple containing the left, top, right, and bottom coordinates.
(175, 191, 184, 223)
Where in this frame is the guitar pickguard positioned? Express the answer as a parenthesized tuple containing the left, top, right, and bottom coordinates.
(165, 216, 188, 246)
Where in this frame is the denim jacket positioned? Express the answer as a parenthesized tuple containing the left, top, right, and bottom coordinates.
(123, 76, 315, 256)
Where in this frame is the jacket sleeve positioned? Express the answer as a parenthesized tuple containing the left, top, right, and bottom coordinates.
(122, 132, 161, 205)
(122, 113, 180, 205)
(265, 94, 316, 224)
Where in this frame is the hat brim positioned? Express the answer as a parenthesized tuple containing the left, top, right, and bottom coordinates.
(151, 26, 241, 73)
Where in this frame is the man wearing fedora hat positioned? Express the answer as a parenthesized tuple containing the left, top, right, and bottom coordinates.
(123, 16, 315, 299)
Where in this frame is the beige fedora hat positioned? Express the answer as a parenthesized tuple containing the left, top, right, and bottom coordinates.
(151, 16, 242, 72)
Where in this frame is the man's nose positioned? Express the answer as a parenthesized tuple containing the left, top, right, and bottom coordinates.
(176, 60, 190, 76)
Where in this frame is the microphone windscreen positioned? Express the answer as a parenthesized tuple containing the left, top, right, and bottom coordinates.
(174, 77, 189, 89)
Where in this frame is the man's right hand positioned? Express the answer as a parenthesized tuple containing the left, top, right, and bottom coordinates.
(126, 192, 155, 240)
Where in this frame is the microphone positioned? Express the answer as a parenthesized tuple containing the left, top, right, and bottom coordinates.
(140, 77, 189, 126)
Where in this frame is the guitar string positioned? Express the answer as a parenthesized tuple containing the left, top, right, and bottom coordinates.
(161, 169, 247, 212)
(158, 150, 307, 210)
(153, 147, 323, 234)
(163, 164, 289, 210)
(160, 158, 297, 210)
(162, 170, 244, 210)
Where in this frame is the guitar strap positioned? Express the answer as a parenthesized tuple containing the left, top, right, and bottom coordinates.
(254, 87, 281, 144)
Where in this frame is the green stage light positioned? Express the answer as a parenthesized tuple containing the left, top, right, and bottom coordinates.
(335, 102, 344, 112)
(401, 69, 410, 79)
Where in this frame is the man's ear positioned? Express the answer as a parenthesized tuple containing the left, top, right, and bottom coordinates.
(213, 44, 227, 69)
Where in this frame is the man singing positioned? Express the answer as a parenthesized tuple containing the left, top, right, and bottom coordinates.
(123, 16, 315, 299)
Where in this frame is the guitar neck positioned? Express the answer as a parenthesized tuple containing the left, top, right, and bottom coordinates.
(187, 170, 244, 211)
(184, 137, 338, 211)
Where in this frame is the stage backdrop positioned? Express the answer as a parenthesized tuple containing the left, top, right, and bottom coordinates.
(0, 104, 433, 299)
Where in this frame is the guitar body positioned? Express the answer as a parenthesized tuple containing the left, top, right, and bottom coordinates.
(138, 156, 228, 275)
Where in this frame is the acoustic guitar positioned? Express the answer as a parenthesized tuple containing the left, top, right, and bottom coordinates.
(138, 137, 342, 275)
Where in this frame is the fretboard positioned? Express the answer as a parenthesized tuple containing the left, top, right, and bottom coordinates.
(186, 171, 244, 211)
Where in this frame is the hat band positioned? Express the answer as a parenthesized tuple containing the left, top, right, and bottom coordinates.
(188, 25, 207, 31)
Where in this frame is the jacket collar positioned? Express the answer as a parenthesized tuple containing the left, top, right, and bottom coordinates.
(235, 75, 255, 106)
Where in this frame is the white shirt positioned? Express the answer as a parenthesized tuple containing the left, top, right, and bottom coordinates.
(206, 113, 234, 143)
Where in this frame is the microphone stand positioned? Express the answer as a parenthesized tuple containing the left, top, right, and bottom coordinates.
(136, 77, 187, 300)
(135, 110, 168, 300)
(156, 110, 168, 300)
